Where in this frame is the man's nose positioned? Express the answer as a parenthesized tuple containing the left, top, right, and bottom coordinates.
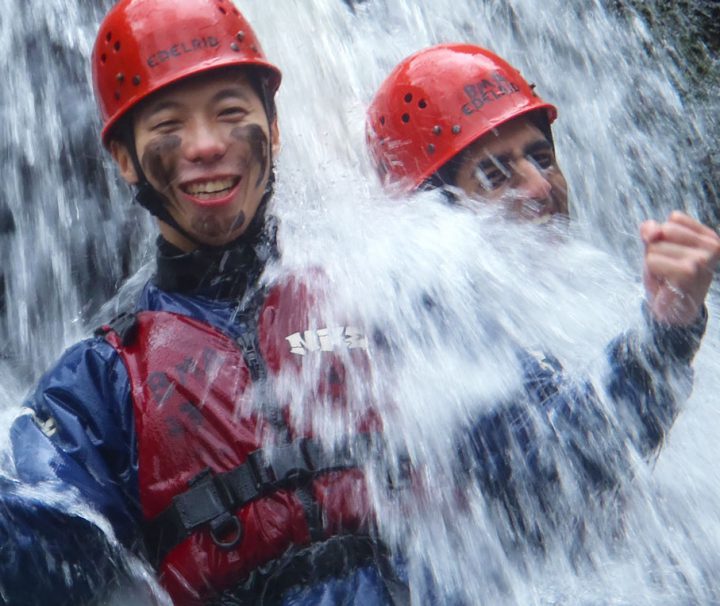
(515, 158, 552, 200)
(184, 122, 227, 164)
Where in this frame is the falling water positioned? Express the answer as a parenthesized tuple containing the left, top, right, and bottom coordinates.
(0, 0, 718, 604)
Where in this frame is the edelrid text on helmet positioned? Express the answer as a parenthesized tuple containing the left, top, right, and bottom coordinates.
(366, 43, 557, 192)
(92, 0, 282, 146)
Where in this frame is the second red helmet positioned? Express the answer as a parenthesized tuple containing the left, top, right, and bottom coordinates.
(92, 0, 282, 146)
(366, 44, 557, 192)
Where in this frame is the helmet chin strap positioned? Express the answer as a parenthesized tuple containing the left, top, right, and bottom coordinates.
(125, 117, 276, 253)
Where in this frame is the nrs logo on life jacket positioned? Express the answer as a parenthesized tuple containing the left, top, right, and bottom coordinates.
(285, 327, 368, 356)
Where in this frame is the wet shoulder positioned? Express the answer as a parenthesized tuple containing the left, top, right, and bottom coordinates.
(28, 336, 128, 412)
(137, 281, 239, 334)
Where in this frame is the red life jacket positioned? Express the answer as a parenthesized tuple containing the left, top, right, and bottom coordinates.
(102, 278, 382, 605)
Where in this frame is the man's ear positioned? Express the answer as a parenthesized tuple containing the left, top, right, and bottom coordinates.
(109, 140, 140, 185)
(270, 118, 281, 157)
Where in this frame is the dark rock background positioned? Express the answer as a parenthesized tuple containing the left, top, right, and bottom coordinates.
(610, 0, 720, 226)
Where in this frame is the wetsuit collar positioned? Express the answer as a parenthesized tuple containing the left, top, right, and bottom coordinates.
(153, 216, 278, 300)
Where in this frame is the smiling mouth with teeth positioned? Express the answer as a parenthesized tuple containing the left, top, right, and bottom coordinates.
(182, 177, 241, 200)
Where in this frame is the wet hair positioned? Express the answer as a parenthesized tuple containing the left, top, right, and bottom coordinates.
(422, 110, 554, 192)
(242, 67, 277, 124)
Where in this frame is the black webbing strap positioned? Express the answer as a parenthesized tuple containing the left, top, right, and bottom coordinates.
(144, 435, 373, 567)
(94, 312, 139, 347)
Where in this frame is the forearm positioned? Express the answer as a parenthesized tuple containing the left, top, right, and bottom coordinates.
(605, 304, 707, 455)
(0, 477, 129, 606)
(0, 339, 145, 604)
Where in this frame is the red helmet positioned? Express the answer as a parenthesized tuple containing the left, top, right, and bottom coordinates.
(366, 44, 557, 191)
(92, 0, 282, 146)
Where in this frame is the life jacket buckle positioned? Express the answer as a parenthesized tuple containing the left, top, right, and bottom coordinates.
(178, 468, 244, 551)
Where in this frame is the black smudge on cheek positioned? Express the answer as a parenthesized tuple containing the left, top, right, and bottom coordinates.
(230, 211, 246, 231)
(140, 135, 182, 193)
(231, 125, 269, 189)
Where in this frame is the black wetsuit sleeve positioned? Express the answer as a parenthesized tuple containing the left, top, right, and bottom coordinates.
(605, 304, 707, 455)
(457, 307, 707, 542)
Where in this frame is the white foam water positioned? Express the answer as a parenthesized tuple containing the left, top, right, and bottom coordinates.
(0, 0, 718, 603)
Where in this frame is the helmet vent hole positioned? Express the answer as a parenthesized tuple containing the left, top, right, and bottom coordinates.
(379, 116, 386, 126)
(401, 113, 410, 124)
(132, 75, 141, 86)
(404, 93, 413, 103)
(418, 99, 427, 109)
(105, 32, 112, 43)
(231, 43, 240, 52)
(114, 91, 121, 101)
(452, 125, 461, 134)
(218, 6, 227, 14)
(114, 41, 121, 52)
(427, 144, 436, 154)
(100, 53, 107, 64)
(433, 125, 442, 135)
(237, 31, 246, 41)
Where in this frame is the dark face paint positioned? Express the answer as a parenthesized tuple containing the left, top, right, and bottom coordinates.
(229, 210, 247, 232)
(140, 135, 182, 196)
(137, 124, 269, 244)
(231, 125, 269, 188)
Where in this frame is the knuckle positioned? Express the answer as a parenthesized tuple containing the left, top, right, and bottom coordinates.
(685, 252, 716, 279)
(709, 238, 720, 260)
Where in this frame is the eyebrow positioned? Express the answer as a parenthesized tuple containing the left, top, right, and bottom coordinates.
(141, 87, 253, 122)
(476, 138, 554, 173)
(142, 100, 182, 121)
(210, 87, 253, 105)
(524, 139, 553, 156)
(477, 154, 511, 173)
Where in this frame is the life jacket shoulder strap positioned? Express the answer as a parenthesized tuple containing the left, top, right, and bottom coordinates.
(94, 311, 140, 347)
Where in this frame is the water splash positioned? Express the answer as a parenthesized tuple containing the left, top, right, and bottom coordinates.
(0, 0, 719, 603)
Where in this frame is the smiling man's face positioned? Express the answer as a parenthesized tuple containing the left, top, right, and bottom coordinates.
(113, 69, 278, 250)
(453, 116, 569, 223)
